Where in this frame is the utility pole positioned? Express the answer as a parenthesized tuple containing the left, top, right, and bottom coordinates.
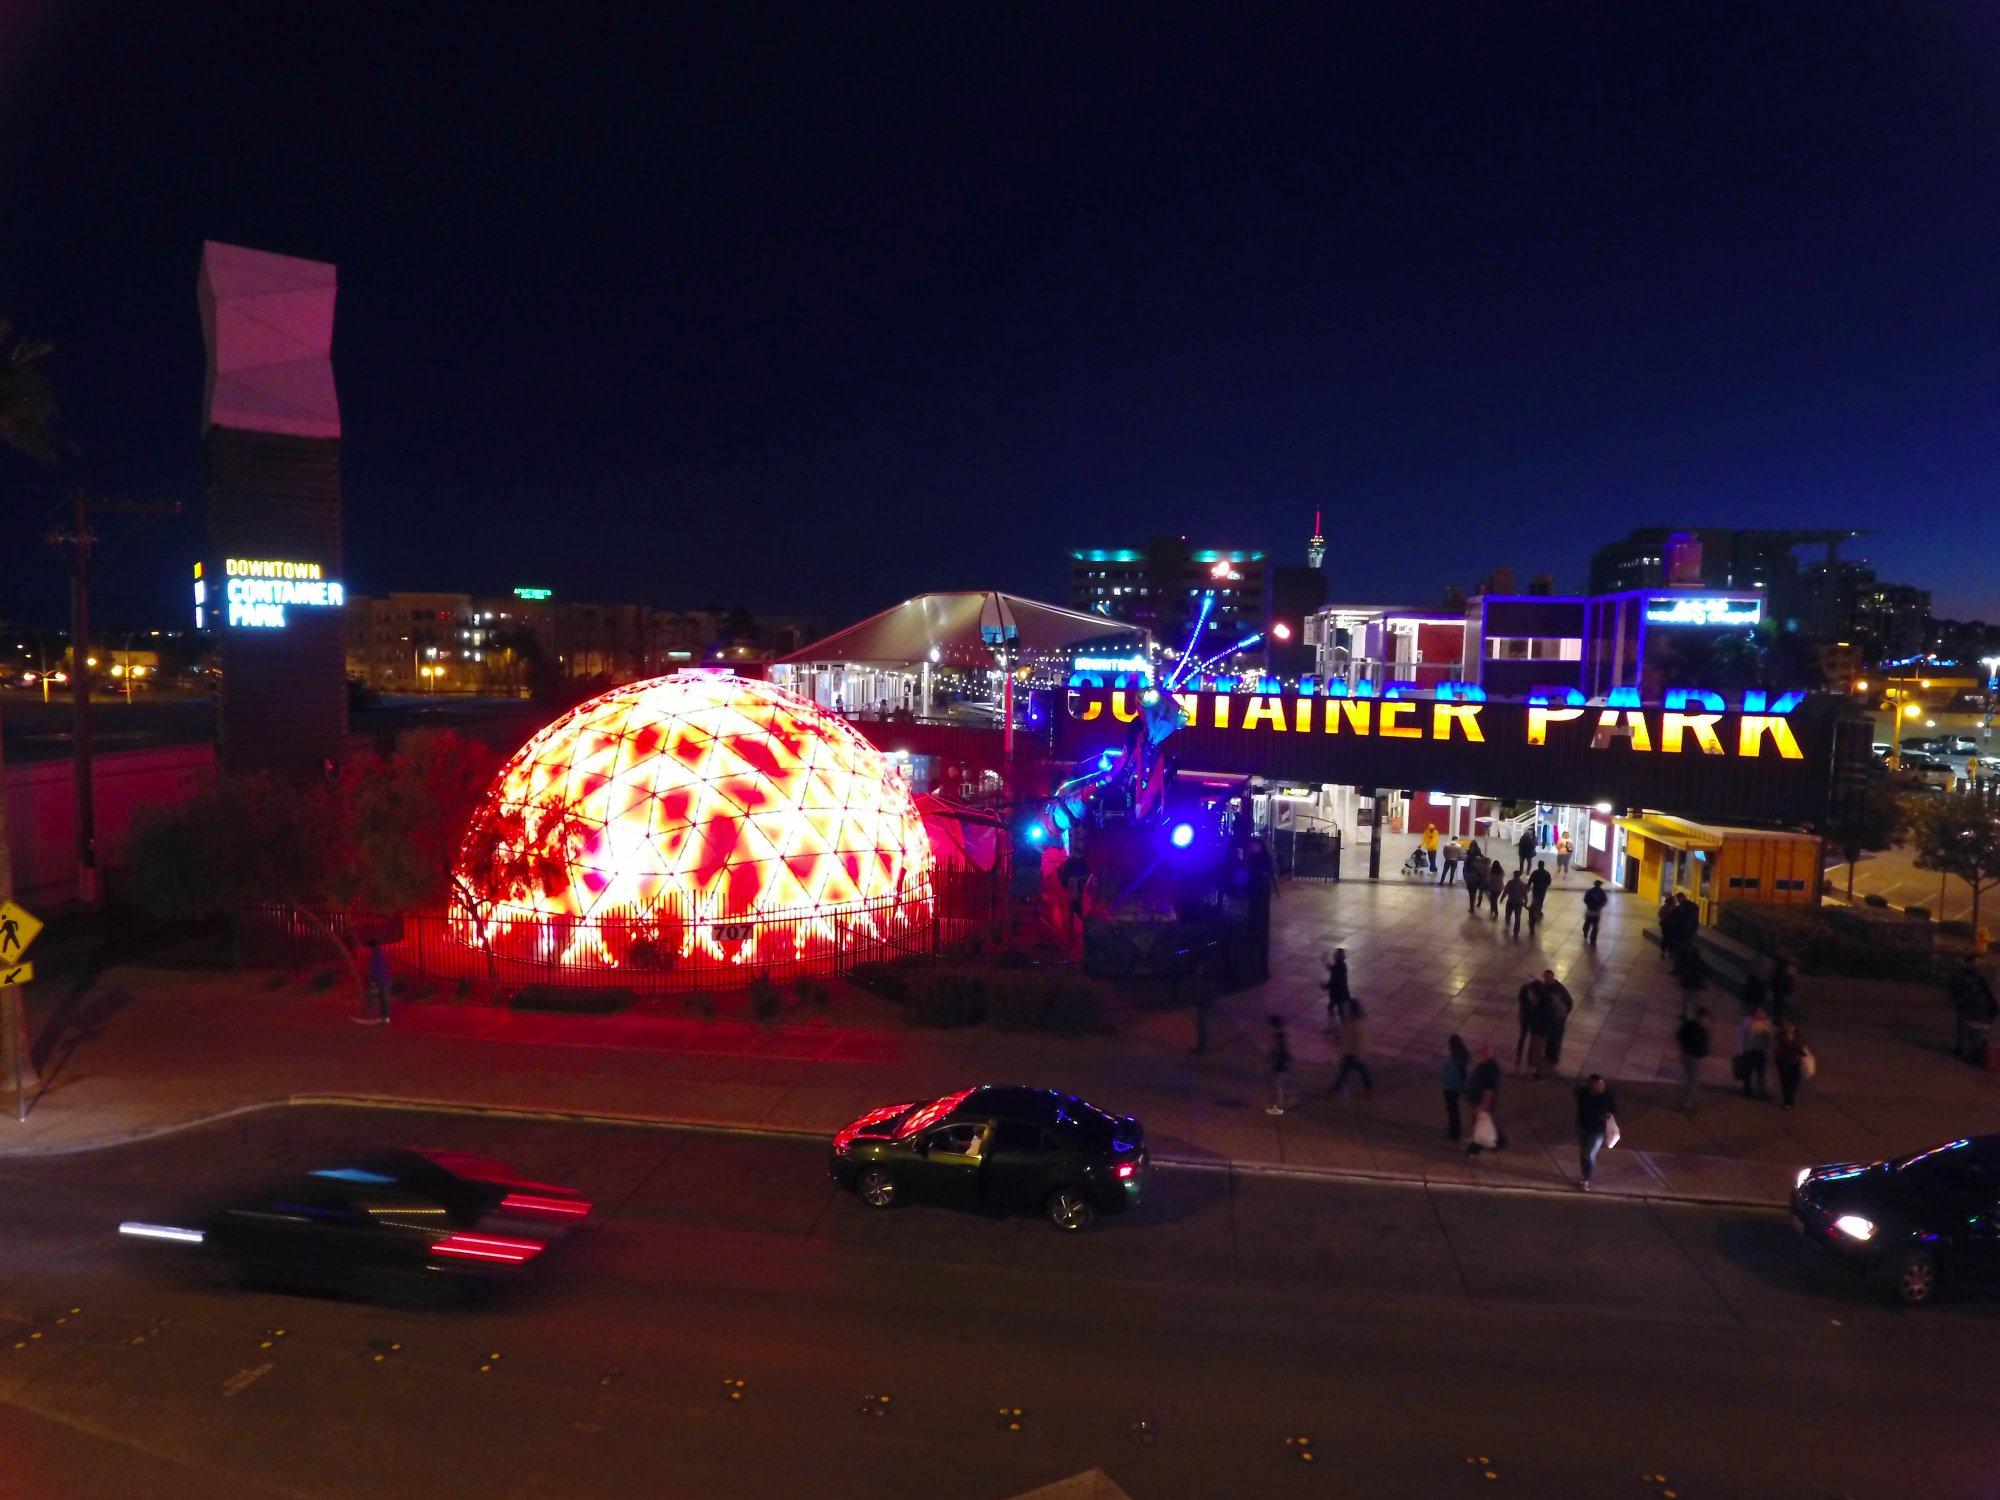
(44, 492, 181, 908)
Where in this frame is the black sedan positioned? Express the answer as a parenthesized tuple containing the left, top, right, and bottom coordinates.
(829, 1084, 1146, 1231)
(120, 1147, 591, 1297)
(1791, 1135, 2000, 1305)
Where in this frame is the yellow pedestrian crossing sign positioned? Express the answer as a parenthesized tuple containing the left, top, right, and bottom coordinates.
(0, 902, 40, 963)
(0, 962, 30, 988)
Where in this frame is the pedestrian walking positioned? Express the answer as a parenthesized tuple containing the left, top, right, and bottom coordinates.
(1768, 955, 1795, 1024)
(1440, 837, 1462, 887)
(1514, 976, 1539, 1070)
(1556, 832, 1574, 877)
(1949, 957, 1998, 1064)
(1526, 859, 1552, 933)
(1189, 966, 1216, 1055)
(1574, 1074, 1619, 1190)
(1440, 1033, 1471, 1142)
(364, 941, 392, 1024)
(1676, 1006, 1712, 1111)
(1323, 947, 1352, 1030)
(1265, 1016, 1292, 1116)
(1516, 826, 1537, 874)
(1333, 1001, 1374, 1098)
(1581, 880, 1608, 947)
(1465, 1044, 1506, 1155)
(1736, 1007, 1773, 1099)
(1464, 848, 1488, 914)
(1485, 859, 1505, 916)
(1537, 969, 1574, 1070)
(1502, 872, 1529, 935)
(1420, 822, 1441, 873)
(1657, 893, 1679, 967)
(1773, 1020, 1811, 1109)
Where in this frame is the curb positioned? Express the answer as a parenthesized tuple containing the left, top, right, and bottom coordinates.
(1, 1092, 1784, 1212)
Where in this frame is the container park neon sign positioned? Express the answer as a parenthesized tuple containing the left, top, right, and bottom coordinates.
(215, 558, 345, 629)
(1069, 685, 1807, 760)
(1643, 595, 1762, 627)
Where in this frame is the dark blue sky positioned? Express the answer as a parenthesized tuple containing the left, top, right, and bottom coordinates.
(5, 2, 1998, 629)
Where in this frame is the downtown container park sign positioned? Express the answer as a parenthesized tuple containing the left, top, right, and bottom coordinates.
(1055, 683, 1858, 826)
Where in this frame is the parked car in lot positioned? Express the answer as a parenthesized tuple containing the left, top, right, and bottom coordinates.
(830, 1084, 1147, 1230)
(119, 1147, 590, 1298)
(1792, 1135, 2000, 1305)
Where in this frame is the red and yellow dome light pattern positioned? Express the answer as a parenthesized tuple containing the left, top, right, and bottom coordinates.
(452, 674, 934, 970)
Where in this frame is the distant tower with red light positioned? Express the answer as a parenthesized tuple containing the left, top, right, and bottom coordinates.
(1307, 510, 1326, 570)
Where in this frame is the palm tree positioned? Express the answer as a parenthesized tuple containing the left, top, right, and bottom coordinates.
(0, 318, 61, 907)
(0, 318, 60, 464)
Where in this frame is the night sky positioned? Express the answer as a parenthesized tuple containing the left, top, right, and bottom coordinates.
(5, 2, 1998, 631)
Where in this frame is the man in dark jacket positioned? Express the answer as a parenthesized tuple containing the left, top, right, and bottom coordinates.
(1536, 969, 1574, 1070)
(1324, 948, 1353, 1029)
(1951, 958, 1999, 1063)
(1676, 1007, 1711, 1111)
(1502, 872, 1530, 935)
(1526, 859, 1553, 932)
(1517, 827, 1538, 873)
(1464, 849, 1488, 914)
(1581, 880, 1608, 946)
(1574, 1074, 1618, 1190)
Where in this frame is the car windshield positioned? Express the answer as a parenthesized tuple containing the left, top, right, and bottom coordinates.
(896, 1089, 976, 1139)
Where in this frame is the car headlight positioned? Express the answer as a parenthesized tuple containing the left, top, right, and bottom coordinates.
(1832, 1214, 1877, 1241)
(1795, 1168, 1811, 1190)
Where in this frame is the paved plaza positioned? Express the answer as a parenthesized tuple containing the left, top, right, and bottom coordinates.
(7, 873, 1992, 1214)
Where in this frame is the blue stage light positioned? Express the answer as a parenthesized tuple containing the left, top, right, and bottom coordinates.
(1025, 824, 1047, 844)
(1169, 822, 1195, 849)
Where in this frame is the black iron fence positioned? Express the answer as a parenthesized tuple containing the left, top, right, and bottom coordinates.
(235, 865, 1010, 998)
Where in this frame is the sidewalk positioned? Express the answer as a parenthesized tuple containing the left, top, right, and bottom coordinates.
(6, 877, 1993, 1208)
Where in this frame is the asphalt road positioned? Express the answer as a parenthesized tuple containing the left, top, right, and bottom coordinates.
(0, 1105, 1989, 1499)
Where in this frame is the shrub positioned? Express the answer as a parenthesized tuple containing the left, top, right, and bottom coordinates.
(856, 960, 1111, 1034)
(1940, 920, 1974, 940)
(748, 971, 784, 1025)
(792, 976, 831, 1014)
(1721, 902, 1933, 979)
(1903, 906, 1931, 921)
(683, 992, 717, 1020)
(1863, 893, 1889, 908)
(509, 985, 631, 1015)
(847, 961, 916, 1005)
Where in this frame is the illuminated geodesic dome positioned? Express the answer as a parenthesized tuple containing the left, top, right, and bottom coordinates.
(452, 673, 934, 971)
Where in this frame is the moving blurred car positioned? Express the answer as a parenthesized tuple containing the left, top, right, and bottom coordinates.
(1791, 1135, 2000, 1305)
(120, 1148, 590, 1297)
(830, 1085, 1146, 1231)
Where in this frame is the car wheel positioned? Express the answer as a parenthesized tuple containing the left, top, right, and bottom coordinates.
(1892, 1249, 1940, 1307)
(1046, 1186, 1095, 1232)
(856, 1167, 897, 1209)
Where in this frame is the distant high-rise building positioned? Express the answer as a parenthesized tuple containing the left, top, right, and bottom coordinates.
(1306, 510, 1326, 570)
(1586, 526, 1872, 635)
(1799, 561, 1931, 662)
(1069, 538, 1267, 669)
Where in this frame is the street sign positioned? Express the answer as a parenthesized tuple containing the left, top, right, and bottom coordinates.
(0, 963, 31, 988)
(0, 901, 42, 962)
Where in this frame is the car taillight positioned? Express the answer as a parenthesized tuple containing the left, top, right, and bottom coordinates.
(1115, 1160, 1139, 1180)
(499, 1191, 590, 1219)
(430, 1232, 545, 1264)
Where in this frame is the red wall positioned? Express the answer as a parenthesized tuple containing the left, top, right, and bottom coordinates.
(5, 745, 216, 909)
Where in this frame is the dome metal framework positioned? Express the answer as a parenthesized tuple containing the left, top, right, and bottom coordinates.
(452, 674, 935, 972)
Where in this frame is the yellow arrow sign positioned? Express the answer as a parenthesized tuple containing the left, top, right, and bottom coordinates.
(0, 962, 33, 988)
(0, 902, 41, 962)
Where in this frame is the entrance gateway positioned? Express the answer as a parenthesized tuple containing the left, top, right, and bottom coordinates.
(1054, 685, 1863, 893)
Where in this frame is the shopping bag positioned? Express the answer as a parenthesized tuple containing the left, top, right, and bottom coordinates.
(1604, 1116, 1621, 1150)
(1800, 1049, 1817, 1081)
(1471, 1111, 1499, 1150)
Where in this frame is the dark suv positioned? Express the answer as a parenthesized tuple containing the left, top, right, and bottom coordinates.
(1792, 1135, 2000, 1305)
(830, 1084, 1146, 1231)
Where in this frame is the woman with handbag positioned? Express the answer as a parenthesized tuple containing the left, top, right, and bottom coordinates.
(1573, 1074, 1619, 1190)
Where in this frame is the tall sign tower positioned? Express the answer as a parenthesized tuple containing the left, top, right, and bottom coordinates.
(197, 241, 347, 778)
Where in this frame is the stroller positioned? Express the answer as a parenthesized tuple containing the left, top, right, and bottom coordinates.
(1399, 847, 1430, 879)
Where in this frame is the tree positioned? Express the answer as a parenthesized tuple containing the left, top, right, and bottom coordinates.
(0, 318, 60, 465)
(1820, 766, 1910, 903)
(331, 731, 500, 913)
(1907, 790, 2000, 931)
(1526, 572, 1556, 596)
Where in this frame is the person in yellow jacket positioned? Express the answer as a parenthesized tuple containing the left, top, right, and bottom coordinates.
(1419, 823, 1441, 874)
